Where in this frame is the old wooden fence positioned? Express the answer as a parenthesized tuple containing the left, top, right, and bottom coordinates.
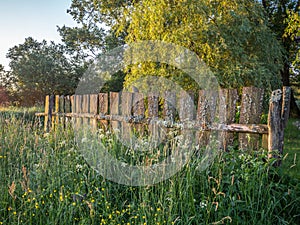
(36, 86, 291, 159)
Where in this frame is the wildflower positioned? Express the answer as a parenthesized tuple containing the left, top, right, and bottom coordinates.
(13, 211, 17, 215)
(8, 207, 12, 211)
(72, 202, 76, 206)
(199, 202, 207, 208)
(157, 208, 161, 211)
(76, 164, 83, 171)
(81, 137, 88, 143)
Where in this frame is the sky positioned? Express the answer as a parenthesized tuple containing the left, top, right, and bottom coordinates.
(0, 0, 77, 70)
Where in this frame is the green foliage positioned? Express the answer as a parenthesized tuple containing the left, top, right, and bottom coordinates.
(113, 0, 283, 91)
(262, 0, 300, 116)
(7, 37, 84, 105)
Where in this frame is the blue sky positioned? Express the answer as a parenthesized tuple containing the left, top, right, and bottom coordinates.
(0, 0, 77, 70)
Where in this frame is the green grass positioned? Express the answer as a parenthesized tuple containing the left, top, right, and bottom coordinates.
(0, 110, 299, 225)
(281, 118, 300, 180)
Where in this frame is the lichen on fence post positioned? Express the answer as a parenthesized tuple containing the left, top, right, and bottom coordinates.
(110, 92, 120, 132)
(148, 93, 160, 146)
(218, 89, 238, 150)
(268, 89, 283, 164)
(196, 90, 217, 148)
(239, 87, 264, 150)
(133, 92, 145, 135)
(89, 94, 98, 130)
(121, 92, 134, 144)
(99, 93, 108, 129)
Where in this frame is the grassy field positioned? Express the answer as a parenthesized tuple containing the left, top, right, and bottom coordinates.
(0, 108, 299, 225)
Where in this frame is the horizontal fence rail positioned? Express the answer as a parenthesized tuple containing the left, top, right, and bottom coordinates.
(36, 86, 291, 163)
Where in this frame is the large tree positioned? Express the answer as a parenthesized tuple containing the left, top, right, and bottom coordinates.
(113, 0, 283, 92)
(261, 0, 300, 116)
(57, 0, 131, 92)
(7, 37, 84, 105)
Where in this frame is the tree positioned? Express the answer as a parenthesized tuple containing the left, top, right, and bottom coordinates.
(261, 0, 300, 117)
(7, 37, 84, 105)
(0, 65, 11, 105)
(112, 0, 283, 93)
(57, 0, 130, 92)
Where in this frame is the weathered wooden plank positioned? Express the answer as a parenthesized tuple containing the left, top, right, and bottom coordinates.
(179, 91, 194, 121)
(239, 87, 264, 150)
(58, 95, 65, 125)
(196, 90, 218, 148)
(52, 95, 60, 130)
(148, 94, 160, 144)
(121, 92, 134, 143)
(268, 89, 284, 165)
(164, 91, 176, 122)
(162, 91, 176, 142)
(70, 95, 75, 126)
(179, 91, 195, 155)
(75, 95, 82, 128)
(44, 95, 50, 132)
(133, 92, 145, 135)
(110, 92, 120, 132)
(218, 89, 238, 150)
(89, 94, 98, 129)
(99, 93, 108, 129)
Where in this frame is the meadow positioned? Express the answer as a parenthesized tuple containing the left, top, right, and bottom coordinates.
(0, 107, 299, 225)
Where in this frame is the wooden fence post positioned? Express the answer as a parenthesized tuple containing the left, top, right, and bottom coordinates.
(89, 94, 98, 130)
(218, 89, 238, 150)
(99, 93, 108, 129)
(239, 87, 264, 150)
(268, 89, 283, 164)
(148, 93, 160, 145)
(268, 87, 291, 165)
(196, 90, 218, 147)
(121, 92, 134, 144)
(44, 95, 50, 132)
(110, 92, 120, 132)
(133, 92, 145, 135)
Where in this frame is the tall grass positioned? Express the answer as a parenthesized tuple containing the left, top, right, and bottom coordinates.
(0, 112, 299, 225)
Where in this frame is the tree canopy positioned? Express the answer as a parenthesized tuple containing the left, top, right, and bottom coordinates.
(6, 37, 84, 105)
(114, 0, 283, 91)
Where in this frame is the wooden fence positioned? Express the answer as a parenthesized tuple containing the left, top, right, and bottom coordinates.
(36, 86, 291, 159)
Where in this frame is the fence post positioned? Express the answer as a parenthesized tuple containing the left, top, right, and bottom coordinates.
(268, 87, 291, 165)
(110, 92, 120, 132)
(44, 95, 50, 132)
(218, 89, 238, 150)
(133, 92, 145, 135)
(239, 87, 264, 150)
(89, 94, 99, 130)
(148, 93, 160, 145)
(121, 92, 134, 144)
(196, 90, 218, 148)
(268, 89, 283, 165)
(99, 93, 108, 129)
